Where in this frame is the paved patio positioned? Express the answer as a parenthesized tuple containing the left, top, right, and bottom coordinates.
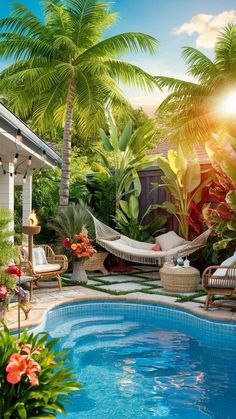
(5, 267, 236, 330)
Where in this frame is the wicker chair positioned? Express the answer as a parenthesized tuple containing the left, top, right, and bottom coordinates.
(19, 245, 68, 290)
(202, 264, 236, 310)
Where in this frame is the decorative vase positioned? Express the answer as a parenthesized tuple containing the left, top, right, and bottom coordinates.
(71, 260, 88, 284)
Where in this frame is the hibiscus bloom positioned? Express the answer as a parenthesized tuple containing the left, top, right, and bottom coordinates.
(6, 353, 41, 385)
(63, 237, 71, 248)
(6, 353, 28, 384)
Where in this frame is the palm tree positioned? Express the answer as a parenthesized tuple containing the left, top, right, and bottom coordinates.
(0, 0, 158, 209)
(155, 24, 236, 144)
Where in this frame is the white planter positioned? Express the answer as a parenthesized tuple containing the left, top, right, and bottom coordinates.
(71, 260, 88, 284)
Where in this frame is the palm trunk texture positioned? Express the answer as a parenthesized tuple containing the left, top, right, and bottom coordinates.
(59, 80, 75, 210)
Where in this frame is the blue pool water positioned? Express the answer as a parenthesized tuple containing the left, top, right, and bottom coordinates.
(42, 301, 236, 419)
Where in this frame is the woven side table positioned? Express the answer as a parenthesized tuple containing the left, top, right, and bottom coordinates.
(160, 266, 200, 292)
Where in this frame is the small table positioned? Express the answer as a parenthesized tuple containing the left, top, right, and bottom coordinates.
(160, 265, 200, 292)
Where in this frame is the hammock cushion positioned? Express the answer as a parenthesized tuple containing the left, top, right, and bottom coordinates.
(155, 231, 186, 251)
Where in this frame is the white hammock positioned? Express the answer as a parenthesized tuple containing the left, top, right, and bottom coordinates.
(89, 212, 211, 266)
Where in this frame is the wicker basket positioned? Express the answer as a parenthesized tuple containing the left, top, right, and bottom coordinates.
(84, 252, 108, 275)
(160, 266, 200, 292)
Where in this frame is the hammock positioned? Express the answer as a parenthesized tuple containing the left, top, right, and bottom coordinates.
(89, 212, 211, 266)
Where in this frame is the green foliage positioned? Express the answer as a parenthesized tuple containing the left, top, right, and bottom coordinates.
(49, 202, 91, 241)
(116, 196, 167, 240)
(151, 146, 210, 239)
(155, 24, 236, 144)
(87, 173, 116, 228)
(0, 325, 81, 418)
(32, 169, 60, 244)
(0, 209, 18, 266)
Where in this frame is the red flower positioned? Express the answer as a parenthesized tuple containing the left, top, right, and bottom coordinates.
(63, 238, 71, 248)
(5, 265, 23, 278)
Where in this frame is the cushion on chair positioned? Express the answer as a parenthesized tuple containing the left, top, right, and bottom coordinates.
(213, 252, 236, 278)
(208, 277, 236, 288)
(34, 263, 61, 273)
(33, 248, 48, 266)
(155, 231, 186, 251)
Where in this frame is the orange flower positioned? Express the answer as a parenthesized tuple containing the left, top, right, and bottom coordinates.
(6, 353, 27, 384)
(71, 243, 77, 250)
(6, 353, 41, 385)
(25, 360, 41, 385)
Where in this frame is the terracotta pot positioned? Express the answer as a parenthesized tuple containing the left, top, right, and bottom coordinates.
(71, 260, 88, 284)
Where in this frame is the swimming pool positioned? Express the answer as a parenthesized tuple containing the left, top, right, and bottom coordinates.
(43, 300, 236, 419)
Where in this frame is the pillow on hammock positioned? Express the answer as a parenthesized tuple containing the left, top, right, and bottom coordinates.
(152, 243, 161, 251)
(102, 234, 121, 241)
(155, 231, 186, 251)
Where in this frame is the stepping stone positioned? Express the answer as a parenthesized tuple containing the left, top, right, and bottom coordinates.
(144, 280, 162, 287)
(86, 279, 104, 286)
(95, 275, 135, 283)
(97, 282, 147, 292)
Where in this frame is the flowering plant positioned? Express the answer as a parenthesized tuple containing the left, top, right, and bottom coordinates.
(63, 232, 96, 260)
(0, 325, 81, 418)
(0, 265, 25, 306)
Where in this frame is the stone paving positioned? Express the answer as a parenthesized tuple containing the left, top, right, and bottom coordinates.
(5, 266, 236, 330)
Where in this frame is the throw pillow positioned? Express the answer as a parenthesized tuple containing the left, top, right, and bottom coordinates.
(155, 231, 186, 251)
(152, 243, 161, 251)
(33, 247, 48, 266)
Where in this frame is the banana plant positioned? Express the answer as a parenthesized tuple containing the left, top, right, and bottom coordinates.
(152, 145, 212, 239)
(116, 195, 167, 241)
(96, 110, 157, 208)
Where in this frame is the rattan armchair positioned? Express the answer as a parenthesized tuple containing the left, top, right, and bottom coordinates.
(202, 264, 236, 310)
(19, 244, 68, 291)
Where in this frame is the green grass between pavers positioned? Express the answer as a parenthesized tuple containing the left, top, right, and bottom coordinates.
(61, 272, 205, 303)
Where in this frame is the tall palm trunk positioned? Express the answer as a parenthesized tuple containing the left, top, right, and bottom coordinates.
(59, 79, 75, 210)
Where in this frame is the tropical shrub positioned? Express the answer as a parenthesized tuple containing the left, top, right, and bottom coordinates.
(0, 325, 81, 418)
(0, 209, 18, 266)
(152, 146, 211, 239)
(49, 202, 90, 241)
(86, 173, 116, 228)
(203, 133, 236, 252)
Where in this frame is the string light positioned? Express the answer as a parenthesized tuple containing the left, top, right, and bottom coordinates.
(0, 157, 2, 166)
(27, 156, 32, 166)
(13, 153, 19, 165)
(41, 150, 46, 162)
(15, 128, 22, 141)
(23, 173, 27, 183)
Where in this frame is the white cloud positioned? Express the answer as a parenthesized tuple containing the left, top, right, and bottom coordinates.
(173, 10, 236, 49)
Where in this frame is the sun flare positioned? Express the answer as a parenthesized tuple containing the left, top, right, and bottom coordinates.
(218, 91, 236, 116)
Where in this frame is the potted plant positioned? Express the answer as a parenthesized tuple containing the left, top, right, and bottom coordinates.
(0, 325, 81, 417)
(63, 232, 95, 283)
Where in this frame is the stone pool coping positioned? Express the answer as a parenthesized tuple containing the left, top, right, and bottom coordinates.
(5, 285, 236, 330)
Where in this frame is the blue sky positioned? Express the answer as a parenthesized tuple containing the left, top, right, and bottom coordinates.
(1, 0, 236, 113)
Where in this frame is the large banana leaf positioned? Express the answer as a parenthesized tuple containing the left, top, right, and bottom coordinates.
(128, 194, 139, 220)
(99, 128, 114, 151)
(119, 120, 133, 151)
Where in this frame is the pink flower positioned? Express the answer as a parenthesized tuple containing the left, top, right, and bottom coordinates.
(0, 285, 8, 301)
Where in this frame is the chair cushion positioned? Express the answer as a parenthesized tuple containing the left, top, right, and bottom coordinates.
(208, 277, 236, 288)
(213, 252, 236, 278)
(22, 246, 48, 266)
(155, 231, 186, 251)
(34, 263, 61, 273)
(33, 247, 48, 266)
